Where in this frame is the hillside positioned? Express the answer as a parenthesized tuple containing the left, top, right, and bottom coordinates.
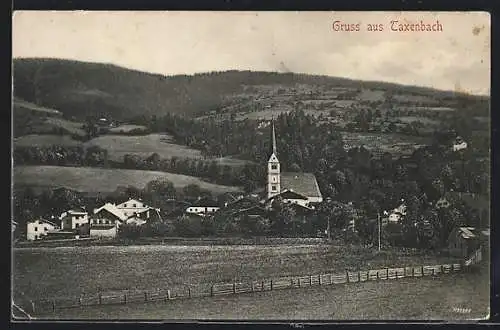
(13, 58, 489, 122)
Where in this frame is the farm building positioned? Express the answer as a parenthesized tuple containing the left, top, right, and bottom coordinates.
(26, 219, 59, 241)
(447, 227, 489, 258)
(59, 207, 89, 230)
(266, 121, 323, 206)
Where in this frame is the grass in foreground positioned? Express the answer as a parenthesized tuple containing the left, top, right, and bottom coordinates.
(13, 244, 459, 302)
(35, 271, 489, 320)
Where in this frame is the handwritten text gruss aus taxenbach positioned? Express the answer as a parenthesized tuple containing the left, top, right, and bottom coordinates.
(332, 20, 443, 32)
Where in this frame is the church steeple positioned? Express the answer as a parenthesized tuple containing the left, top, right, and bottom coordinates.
(271, 119, 277, 156)
(267, 118, 280, 199)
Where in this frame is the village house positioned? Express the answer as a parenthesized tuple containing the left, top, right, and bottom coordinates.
(386, 202, 407, 223)
(452, 136, 467, 152)
(90, 203, 128, 238)
(185, 197, 220, 216)
(266, 121, 323, 207)
(115, 198, 159, 219)
(447, 227, 489, 259)
(26, 218, 59, 241)
(59, 207, 89, 230)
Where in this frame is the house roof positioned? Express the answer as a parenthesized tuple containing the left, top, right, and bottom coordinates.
(93, 203, 127, 221)
(190, 198, 220, 207)
(67, 207, 87, 215)
(280, 172, 323, 199)
(31, 218, 58, 227)
(116, 198, 147, 208)
(458, 227, 477, 239)
(268, 189, 309, 202)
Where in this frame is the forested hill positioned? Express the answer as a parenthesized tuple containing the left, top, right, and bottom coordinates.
(13, 58, 489, 121)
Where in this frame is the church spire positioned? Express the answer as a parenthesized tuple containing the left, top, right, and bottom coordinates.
(271, 118, 277, 155)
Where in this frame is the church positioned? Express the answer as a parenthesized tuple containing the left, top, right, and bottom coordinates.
(265, 121, 323, 208)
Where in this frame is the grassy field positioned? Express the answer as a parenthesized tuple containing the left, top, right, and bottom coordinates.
(13, 165, 241, 194)
(108, 125, 148, 133)
(14, 134, 82, 147)
(341, 132, 431, 156)
(36, 271, 488, 320)
(13, 244, 460, 303)
(83, 133, 248, 166)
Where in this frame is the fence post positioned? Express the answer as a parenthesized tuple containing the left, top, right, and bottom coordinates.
(251, 281, 254, 292)
(298, 277, 301, 287)
(168, 289, 171, 300)
(318, 274, 322, 285)
(79, 296, 82, 306)
(346, 270, 349, 283)
(412, 267, 415, 277)
(188, 286, 191, 298)
(441, 265, 444, 274)
(309, 275, 312, 286)
(376, 271, 379, 280)
(358, 271, 361, 282)
(261, 280, 265, 291)
(386, 268, 389, 279)
(291, 278, 294, 288)
(123, 293, 127, 304)
(144, 292, 148, 302)
(31, 301, 36, 314)
(432, 268, 435, 276)
(403, 267, 406, 277)
(330, 274, 333, 285)
(98, 293, 102, 305)
(210, 285, 214, 296)
(52, 300, 56, 312)
(233, 283, 236, 294)
(421, 265, 424, 276)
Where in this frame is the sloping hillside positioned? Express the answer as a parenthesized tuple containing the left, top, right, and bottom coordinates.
(13, 58, 489, 122)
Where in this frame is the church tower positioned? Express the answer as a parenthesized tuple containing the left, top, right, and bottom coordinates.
(267, 120, 281, 199)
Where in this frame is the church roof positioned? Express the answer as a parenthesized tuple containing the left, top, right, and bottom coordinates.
(281, 172, 322, 199)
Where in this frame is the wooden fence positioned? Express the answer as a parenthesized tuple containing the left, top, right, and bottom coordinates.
(27, 263, 463, 314)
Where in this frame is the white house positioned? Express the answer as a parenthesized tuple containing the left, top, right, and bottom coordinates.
(387, 203, 407, 223)
(452, 136, 468, 152)
(26, 219, 59, 241)
(90, 203, 127, 238)
(185, 198, 220, 216)
(59, 207, 89, 230)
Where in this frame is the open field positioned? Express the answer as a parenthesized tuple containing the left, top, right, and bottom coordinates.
(14, 134, 81, 148)
(341, 132, 431, 156)
(13, 165, 241, 194)
(108, 124, 148, 133)
(83, 133, 249, 166)
(13, 244, 460, 303)
(36, 271, 488, 320)
(44, 117, 86, 136)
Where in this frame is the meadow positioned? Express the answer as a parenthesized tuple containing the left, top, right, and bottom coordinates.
(83, 133, 248, 166)
(14, 134, 81, 148)
(13, 244, 460, 303)
(13, 165, 241, 194)
(341, 132, 431, 157)
(38, 271, 488, 320)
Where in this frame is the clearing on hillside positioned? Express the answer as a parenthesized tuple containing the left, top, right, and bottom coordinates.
(84, 133, 249, 166)
(14, 165, 242, 194)
(14, 134, 82, 148)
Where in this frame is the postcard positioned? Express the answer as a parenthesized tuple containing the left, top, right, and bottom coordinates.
(12, 11, 490, 321)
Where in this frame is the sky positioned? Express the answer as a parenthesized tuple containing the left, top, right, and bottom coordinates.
(13, 11, 490, 95)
